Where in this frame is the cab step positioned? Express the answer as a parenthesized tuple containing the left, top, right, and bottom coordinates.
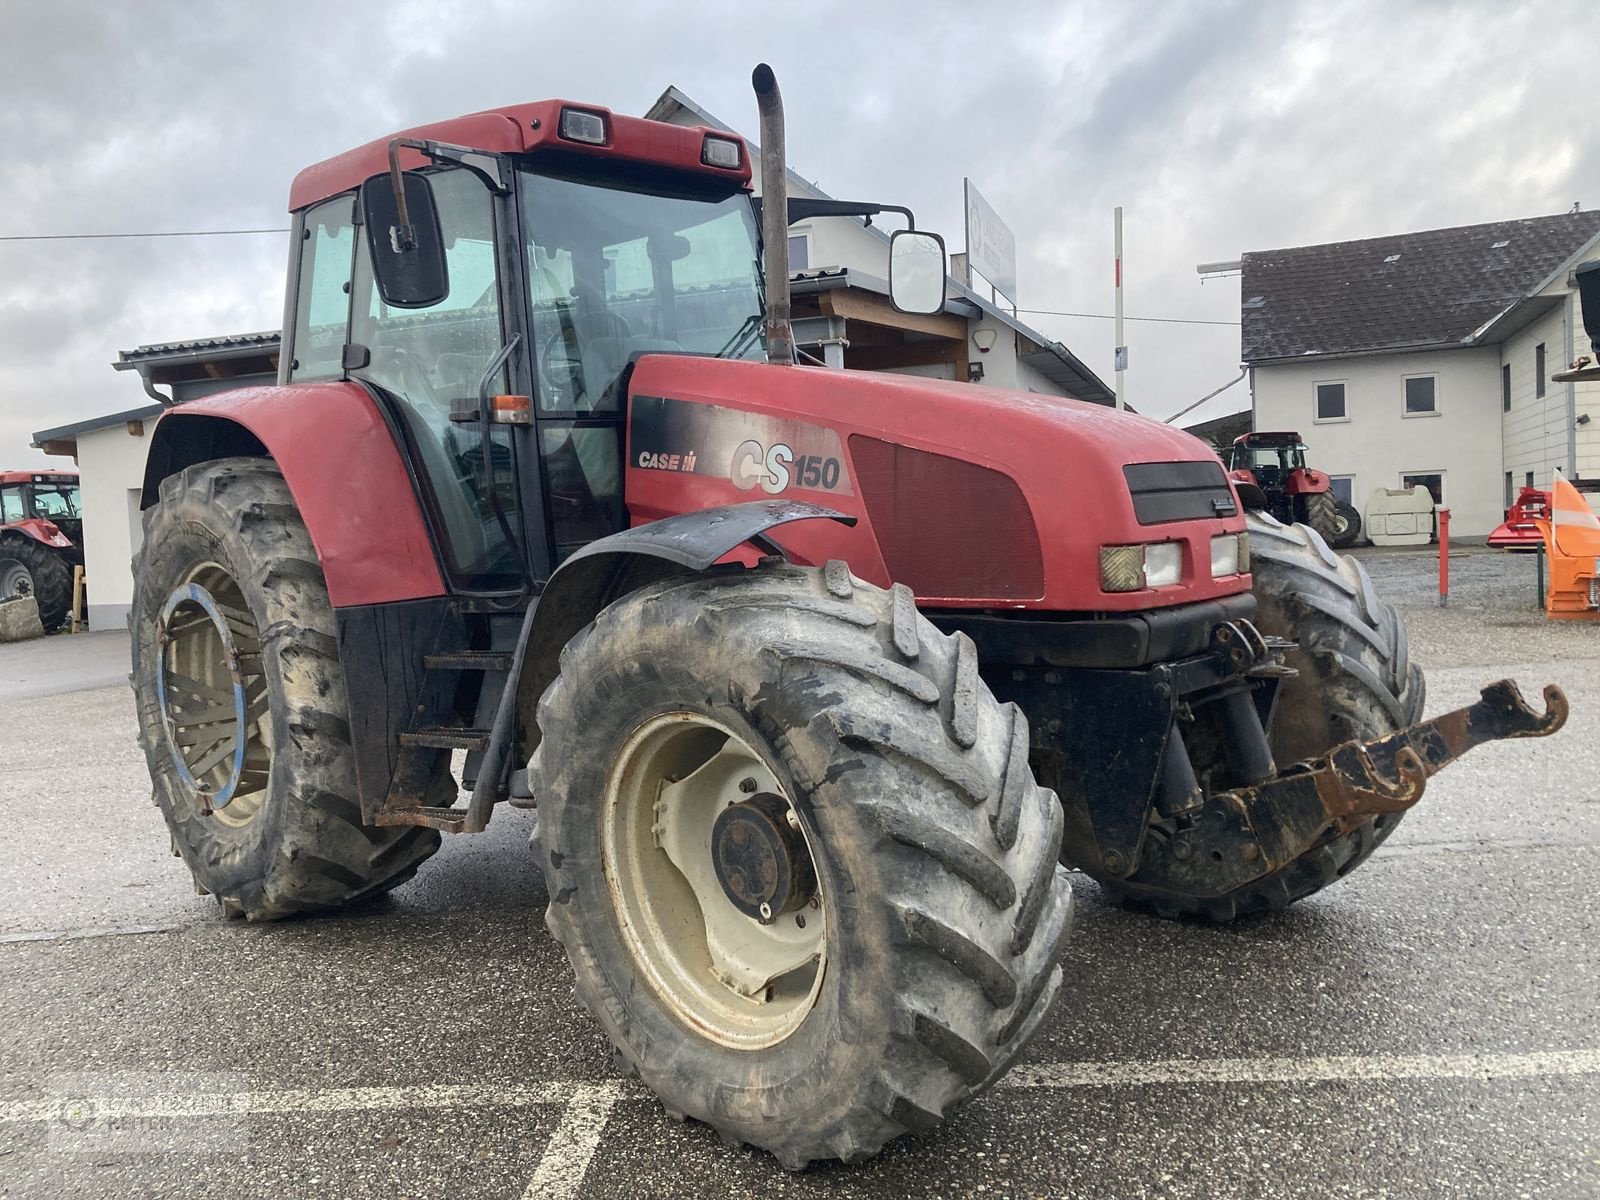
(423, 651, 514, 672)
(399, 727, 491, 752)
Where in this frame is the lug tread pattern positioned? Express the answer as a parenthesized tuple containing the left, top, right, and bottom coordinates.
(132, 458, 440, 920)
(531, 558, 1073, 1168)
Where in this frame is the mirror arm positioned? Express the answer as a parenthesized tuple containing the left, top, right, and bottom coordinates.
(757, 197, 919, 231)
(385, 138, 431, 252)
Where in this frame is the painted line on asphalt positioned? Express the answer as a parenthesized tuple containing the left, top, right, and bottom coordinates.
(522, 1084, 622, 1200)
(4, 1050, 1595, 1196)
(4, 1049, 1597, 1126)
(1003, 1048, 1600, 1089)
(0, 924, 181, 945)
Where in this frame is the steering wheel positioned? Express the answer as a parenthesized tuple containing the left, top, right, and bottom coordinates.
(538, 311, 633, 405)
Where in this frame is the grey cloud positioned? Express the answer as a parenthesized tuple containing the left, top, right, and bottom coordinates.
(2, 0, 1597, 469)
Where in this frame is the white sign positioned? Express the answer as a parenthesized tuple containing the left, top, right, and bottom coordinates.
(964, 179, 1018, 304)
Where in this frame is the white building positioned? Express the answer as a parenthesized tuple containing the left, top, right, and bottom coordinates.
(32, 334, 279, 630)
(645, 86, 1109, 400)
(1237, 211, 1600, 536)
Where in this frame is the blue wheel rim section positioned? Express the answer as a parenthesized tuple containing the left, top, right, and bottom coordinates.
(156, 581, 249, 810)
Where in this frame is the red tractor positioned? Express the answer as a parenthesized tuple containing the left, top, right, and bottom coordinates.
(0, 468, 82, 629)
(129, 67, 1564, 1169)
(1227, 431, 1361, 548)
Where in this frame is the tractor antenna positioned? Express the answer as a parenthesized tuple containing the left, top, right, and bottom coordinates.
(752, 64, 795, 366)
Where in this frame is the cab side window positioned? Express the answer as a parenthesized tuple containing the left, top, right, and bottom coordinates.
(0, 488, 23, 523)
(289, 196, 355, 380)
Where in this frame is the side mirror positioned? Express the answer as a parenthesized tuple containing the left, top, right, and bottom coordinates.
(889, 229, 947, 315)
(360, 172, 447, 309)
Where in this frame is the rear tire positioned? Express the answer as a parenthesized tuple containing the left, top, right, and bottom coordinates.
(1107, 512, 1424, 921)
(1301, 490, 1339, 545)
(132, 458, 440, 920)
(530, 561, 1073, 1168)
(0, 535, 72, 630)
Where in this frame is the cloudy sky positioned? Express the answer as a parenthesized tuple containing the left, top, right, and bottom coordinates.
(3, 0, 1597, 468)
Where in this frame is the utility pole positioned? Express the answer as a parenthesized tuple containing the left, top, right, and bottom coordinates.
(1114, 207, 1126, 410)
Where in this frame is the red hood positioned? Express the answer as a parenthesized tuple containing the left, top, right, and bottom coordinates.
(625, 356, 1249, 613)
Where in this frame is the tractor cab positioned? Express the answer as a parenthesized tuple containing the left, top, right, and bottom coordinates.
(283, 103, 939, 592)
(0, 470, 82, 543)
(1228, 431, 1308, 489)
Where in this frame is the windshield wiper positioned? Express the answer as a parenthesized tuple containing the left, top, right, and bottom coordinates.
(714, 311, 764, 360)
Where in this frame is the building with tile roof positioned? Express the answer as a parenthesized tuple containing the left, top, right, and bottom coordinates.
(1235, 210, 1600, 536)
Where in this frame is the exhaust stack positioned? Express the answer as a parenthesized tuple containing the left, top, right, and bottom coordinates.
(752, 63, 795, 366)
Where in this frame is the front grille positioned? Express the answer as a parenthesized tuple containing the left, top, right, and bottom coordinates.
(850, 436, 1044, 600)
(1124, 461, 1236, 525)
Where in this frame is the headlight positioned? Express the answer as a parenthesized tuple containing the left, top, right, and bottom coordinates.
(701, 135, 743, 168)
(558, 107, 608, 145)
(1210, 533, 1245, 578)
(1144, 542, 1182, 588)
(1100, 542, 1183, 592)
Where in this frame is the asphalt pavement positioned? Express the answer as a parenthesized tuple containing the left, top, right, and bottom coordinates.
(1, 552, 1596, 1198)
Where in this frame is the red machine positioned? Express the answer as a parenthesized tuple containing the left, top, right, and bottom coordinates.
(0, 468, 81, 629)
(1226, 431, 1359, 547)
(1488, 486, 1552, 550)
(127, 66, 1564, 1170)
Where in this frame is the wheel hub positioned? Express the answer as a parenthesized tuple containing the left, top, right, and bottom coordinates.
(711, 793, 817, 923)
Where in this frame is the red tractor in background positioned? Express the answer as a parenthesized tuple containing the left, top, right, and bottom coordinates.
(1227, 430, 1361, 548)
(126, 66, 1564, 1171)
(0, 468, 82, 629)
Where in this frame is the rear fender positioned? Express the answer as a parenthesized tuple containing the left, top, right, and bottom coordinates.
(0, 519, 73, 550)
(140, 382, 445, 607)
(1285, 468, 1330, 496)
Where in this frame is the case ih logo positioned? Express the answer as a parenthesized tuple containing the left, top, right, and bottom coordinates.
(630, 396, 851, 496)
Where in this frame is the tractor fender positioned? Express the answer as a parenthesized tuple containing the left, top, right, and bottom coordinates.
(1233, 480, 1269, 512)
(511, 500, 856, 751)
(1284, 468, 1331, 496)
(140, 382, 445, 608)
(0, 518, 73, 550)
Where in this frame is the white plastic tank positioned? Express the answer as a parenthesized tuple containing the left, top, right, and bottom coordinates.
(1365, 486, 1434, 547)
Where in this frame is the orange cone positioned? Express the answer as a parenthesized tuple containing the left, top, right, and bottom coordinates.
(1538, 474, 1600, 620)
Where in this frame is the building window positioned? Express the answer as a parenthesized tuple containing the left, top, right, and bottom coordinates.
(1535, 343, 1546, 397)
(1314, 381, 1347, 422)
(1403, 375, 1437, 416)
(1526, 470, 1534, 489)
(1505, 472, 1514, 509)
(1502, 363, 1512, 412)
(1402, 472, 1444, 506)
(1329, 476, 1354, 506)
(787, 232, 810, 272)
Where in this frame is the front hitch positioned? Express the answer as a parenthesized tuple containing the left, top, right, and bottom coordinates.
(1122, 680, 1568, 901)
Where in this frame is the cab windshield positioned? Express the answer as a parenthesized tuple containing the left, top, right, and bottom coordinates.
(29, 484, 80, 520)
(518, 168, 764, 414)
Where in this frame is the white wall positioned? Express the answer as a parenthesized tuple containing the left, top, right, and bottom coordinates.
(1253, 346, 1505, 535)
(69, 418, 153, 630)
(1501, 302, 1572, 497)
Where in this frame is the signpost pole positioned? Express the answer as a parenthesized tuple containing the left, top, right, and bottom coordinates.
(1114, 207, 1126, 411)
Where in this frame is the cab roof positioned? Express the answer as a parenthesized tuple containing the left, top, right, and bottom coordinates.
(0, 469, 79, 485)
(288, 101, 752, 212)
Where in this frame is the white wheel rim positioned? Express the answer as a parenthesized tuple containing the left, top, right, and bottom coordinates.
(601, 712, 826, 1049)
(0, 559, 30, 599)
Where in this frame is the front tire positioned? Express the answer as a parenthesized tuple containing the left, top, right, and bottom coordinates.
(1331, 500, 1362, 548)
(132, 458, 441, 920)
(530, 562, 1073, 1168)
(1107, 513, 1424, 921)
